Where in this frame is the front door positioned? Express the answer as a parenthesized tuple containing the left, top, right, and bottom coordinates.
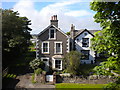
(42, 58, 49, 72)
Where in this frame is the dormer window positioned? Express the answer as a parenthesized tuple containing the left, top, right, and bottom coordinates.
(49, 28, 56, 39)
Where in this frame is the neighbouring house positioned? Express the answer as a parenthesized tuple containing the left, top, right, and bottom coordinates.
(36, 15, 100, 72)
(36, 15, 70, 71)
(70, 24, 100, 64)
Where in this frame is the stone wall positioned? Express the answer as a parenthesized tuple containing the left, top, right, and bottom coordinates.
(36, 72, 56, 84)
(56, 75, 117, 84)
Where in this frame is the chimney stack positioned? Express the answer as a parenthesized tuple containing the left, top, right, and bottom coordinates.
(50, 15, 58, 27)
(70, 24, 75, 38)
(70, 24, 75, 50)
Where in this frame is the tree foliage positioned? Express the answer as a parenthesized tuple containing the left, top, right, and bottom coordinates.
(63, 51, 81, 75)
(66, 32, 70, 36)
(2, 9, 32, 67)
(90, 1, 120, 89)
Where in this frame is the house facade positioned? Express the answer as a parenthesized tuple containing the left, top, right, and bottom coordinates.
(36, 15, 70, 71)
(36, 15, 100, 71)
(70, 24, 100, 64)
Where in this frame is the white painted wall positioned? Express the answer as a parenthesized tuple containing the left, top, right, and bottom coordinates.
(75, 31, 95, 64)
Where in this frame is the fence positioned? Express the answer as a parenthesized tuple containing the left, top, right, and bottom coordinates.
(2, 67, 9, 77)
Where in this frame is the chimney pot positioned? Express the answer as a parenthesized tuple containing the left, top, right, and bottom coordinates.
(54, 15, 55, 20)
(50, 15, 58, 27)
(71, 24, 74, 30)
(56, 15, 57, 20)
(51, 16, 53, 20)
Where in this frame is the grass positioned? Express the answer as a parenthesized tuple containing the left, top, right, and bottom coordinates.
(3, 73, 17, 78)
(56, 83, 107, 89)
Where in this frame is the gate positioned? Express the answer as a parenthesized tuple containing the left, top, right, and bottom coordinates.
(46, 75, 53, 82)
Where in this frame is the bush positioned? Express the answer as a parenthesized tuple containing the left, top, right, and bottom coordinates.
(104, 77, 120, 90)
(62, 69, 69, 73)
(34, 68, 43, 75)
(31, 74, 37, 83)
(29, 58, 44, 70)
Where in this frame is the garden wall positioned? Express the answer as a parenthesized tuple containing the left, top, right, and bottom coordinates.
(56, 75, 117, 84)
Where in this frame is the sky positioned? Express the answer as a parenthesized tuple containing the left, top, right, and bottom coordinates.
(2, 0, 101, 34)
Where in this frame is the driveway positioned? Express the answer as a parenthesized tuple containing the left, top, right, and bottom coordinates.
(15, 74, 55, 89)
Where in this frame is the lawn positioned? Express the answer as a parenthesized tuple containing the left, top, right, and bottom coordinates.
(56, 83, 107, 89)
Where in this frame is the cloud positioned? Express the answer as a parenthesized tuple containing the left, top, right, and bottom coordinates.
(13, 0, 101, 34)
(64, 10, 93, 17)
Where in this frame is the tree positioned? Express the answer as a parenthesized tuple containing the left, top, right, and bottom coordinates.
(2, 9, 32, 68)
(90, 1, 120, 88)
(63, 51, 81, 75)
(66, 32, 70, 36)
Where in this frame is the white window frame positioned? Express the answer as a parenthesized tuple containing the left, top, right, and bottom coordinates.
(81, 50, 90, 60)
(82, 38, 89, 47)
(49, 28, 56, 40)
(52, 58, 62, 70)
(54, 41, 62, 54)
(41, 41, 49, 54)
(41, 57, 49, 66)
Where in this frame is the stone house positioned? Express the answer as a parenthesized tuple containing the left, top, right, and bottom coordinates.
(36, 15, 100, 71)
(36, 15, 70, 71)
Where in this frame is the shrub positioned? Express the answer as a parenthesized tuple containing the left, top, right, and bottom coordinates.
(104, 77, 120, 90)
(62, 69, 69, 73)
(31, 74, 37, 84)
(29, 58, 44, 70)
(34, 68, 43, 75)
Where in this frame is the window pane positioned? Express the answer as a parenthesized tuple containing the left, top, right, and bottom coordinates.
(56, 43, 61, 53)
(55, 60, 61, 69)
(43, 43, 48, 52)
(50, 29, 54, 38)
(81, 50, 89, 60)
(43, 59, 47, 61)
(82, 38, 89, 47)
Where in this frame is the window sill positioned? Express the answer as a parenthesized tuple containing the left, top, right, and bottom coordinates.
(48, 38, 56, 40)
(54, 53, 63, 55)
(54, 68, 62, 70)
(42, 53, 50, 54)
(82, 46, 89, 47)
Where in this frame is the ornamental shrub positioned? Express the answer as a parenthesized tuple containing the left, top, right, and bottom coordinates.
(29, 58, 44, 70)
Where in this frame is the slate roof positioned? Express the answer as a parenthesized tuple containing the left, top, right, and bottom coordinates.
(74, 29, 101, 38)
(37, 24, 68, 37)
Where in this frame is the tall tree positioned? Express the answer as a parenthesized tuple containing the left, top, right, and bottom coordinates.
(63, 51, 81, 75)
(2, 9, 32, 68)
(90, 1, 120, 89)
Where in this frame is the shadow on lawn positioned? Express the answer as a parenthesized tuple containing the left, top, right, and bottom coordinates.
(2, 51, 35, 89)
(2, 77, 20, 89)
